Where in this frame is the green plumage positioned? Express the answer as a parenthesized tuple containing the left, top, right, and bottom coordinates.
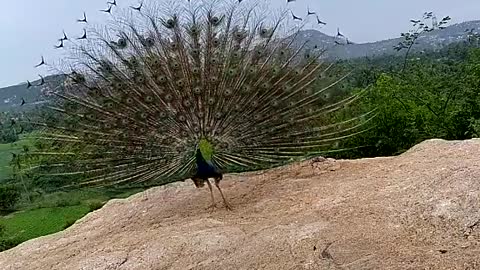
(17, 0, 373, 192)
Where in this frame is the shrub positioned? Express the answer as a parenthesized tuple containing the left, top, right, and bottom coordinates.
(86, 199, 105, 212)
(33, 192, 82, 209)
(469, 118, 480, 138)
(63, 219, 77, 229)
(0, 223, 22, 252)
(0, 238, 21, 252)
(0, 185, 20, 211)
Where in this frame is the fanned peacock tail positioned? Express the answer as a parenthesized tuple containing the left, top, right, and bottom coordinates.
(18, 0, 374, 190)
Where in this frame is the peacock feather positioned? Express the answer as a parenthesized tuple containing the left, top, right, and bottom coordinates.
(16, 0, 374, 209)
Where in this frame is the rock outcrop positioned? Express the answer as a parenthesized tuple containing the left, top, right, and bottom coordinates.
(1, 139, 479, 270)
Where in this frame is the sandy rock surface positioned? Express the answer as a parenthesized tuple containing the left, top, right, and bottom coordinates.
(1, 139, 480, 270)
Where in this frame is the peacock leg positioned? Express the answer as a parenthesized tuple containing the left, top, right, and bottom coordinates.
(214, 177, 232, 211)
(205, 179, 216, 209)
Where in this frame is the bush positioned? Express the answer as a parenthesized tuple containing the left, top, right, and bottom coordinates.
(32, 191, 82, 209)
(54, 197, 74, 208)
(86, 199, 105, 212)
(0, 237, 21, 252)
(0, 223, 21, 252)
(0, 185, 20, 211)
(469, 118, 480, 138)
(63, 218, 77, 230)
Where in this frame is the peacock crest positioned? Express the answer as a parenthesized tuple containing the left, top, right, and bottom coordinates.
(15, 0, 374, 209)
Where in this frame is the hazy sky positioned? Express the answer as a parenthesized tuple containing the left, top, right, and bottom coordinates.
(0, 0, 479, 88)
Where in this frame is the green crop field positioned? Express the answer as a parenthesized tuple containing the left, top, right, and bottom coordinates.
(0, 205, 91, 243)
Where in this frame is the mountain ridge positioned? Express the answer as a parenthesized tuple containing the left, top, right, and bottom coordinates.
(298, 20, 480, 59)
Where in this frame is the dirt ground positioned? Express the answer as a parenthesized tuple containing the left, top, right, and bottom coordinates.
(0, 139, 479, 270)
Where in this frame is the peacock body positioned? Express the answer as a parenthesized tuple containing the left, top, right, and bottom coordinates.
(18, 0, 373, 209)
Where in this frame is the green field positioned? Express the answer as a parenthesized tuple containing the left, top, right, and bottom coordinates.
(1, 205, 90, 243)
(0, 189, 140, 251)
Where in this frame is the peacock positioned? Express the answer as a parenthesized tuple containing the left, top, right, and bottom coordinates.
(16, 0, 374, 210)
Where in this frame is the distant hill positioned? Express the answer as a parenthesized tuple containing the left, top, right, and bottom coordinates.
(0, 75, 64, 112)
(295, 20, 480, 59)
(0, 20, 479, 112)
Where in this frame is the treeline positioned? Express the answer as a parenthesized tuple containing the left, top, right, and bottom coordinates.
(332, 40, 480, 158)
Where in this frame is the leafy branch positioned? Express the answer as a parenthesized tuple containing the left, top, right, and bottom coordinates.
(394, 12, 451, 72)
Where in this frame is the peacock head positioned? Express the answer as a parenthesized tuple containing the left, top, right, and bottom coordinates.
(196, 137, 214, 163)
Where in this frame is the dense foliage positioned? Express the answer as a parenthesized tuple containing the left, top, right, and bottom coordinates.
(333, 41, 480, 158)
(0, 112, 19, 143)
(0, 184, 20, 211)
(0, 111, 36, 144)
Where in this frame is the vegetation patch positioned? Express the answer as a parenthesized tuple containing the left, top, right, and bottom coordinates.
(0, 205, 90, 251)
